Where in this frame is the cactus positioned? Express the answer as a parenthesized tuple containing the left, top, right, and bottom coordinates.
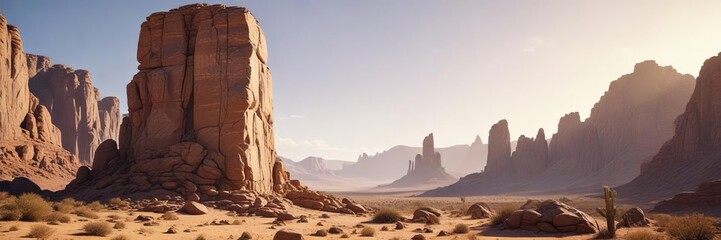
(596, 186, 617, 237)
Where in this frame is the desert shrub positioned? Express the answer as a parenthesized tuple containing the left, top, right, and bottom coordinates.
(595, 227, 614, 239)
(454, 223, 470, 234)
(138, 228, 154, 235)
(113, 222, 126, 229)
(490, 204, 516, 226)
(111, 235, 131, 240)
(360, 226, 376, 237)
(9, 225, 19, 231)
(0, 209, 21, 221)
(83, 221, 113, 236)
(27, 224, 55, 239)
(196, 234, 208, 240)
(15, 193, 52, 221)
(653, 213, 674, 228)
(162, 211, 179, 220)
(45, 212, 71, 223)
(87, 201, 104, 211)
(73, 207, 99, 219)
(107, 197, 128, 209)
(665, 214, 716, 240)
(0, 192, 10, 201)
(54, 197, 83, 213)
(467, 233, 479, 240)
(626, 229, 666, 240)
(371, 208, 402, 223)
(340, 233, 349, 238)
(232, 219, 242, 225)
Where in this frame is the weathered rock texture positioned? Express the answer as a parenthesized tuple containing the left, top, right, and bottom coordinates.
(379, 133, 456, 189)
(651, 179, 721, 216)
(503, 200, 599, 234)
(619, 53, 721, 203)
(423, 61, 695, 196)
(62, 4, 365, 215)
(0, 13, 80, 190)
(27, 55, 120, 165)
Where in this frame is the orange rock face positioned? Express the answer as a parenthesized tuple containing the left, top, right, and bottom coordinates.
(618, 53, 721, 202)
(423, 61, 695, 196)
(0, 14, 80, 190)
(126, 3, 274, 192)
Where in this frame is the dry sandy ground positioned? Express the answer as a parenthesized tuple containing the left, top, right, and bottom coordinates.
(0, 194, 658, 240)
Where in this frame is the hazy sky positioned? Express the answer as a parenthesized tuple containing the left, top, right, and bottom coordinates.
(3, 1, 720, 161)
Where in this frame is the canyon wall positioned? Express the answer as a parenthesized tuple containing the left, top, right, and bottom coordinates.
(380, 133, 456, 189)
(0, 13, 80, 190)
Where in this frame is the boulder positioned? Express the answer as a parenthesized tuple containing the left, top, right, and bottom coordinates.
(413, 209, 440, 224)
(273, 229, 304, 240)
(617, 207, 650, 228)
(467, 202, 494, 219)
(182, 201, 208, 215)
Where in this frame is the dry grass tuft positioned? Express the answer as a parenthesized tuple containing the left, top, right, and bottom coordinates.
(73, 207, 99, 219)
(162, 211, 179, 220)
(54, 197, 83, 213)
(665, 213, 717, 240)
(111, 234, 131, 240)
(371, 208, 403, 223)
(626, 229, 666, 240)
(195, 234, 208, 240)
(83, 221, 113, 236)
(595, 227, 614, 239)
(87, 201, 104, 211)
(454, 223, 470, 234)
(45, 212, 71, 223)
(490, 204, 516, 226)
(27, 224, 55, 239)
(14, 193, 53, 221)
(360, 226, 376, 237)
(9, 225, 19, 231)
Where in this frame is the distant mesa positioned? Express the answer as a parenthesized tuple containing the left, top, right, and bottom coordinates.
(27, 54, 121, 165)
(377, 133, 457, 190)
(423, 60, 695, 196)
(618, 52, 721, 206)
(0, 14, 81, 190)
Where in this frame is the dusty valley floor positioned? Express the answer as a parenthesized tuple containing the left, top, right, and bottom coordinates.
(0, 193, 685, 240)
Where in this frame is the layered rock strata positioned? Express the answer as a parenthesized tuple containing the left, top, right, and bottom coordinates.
(62, 4, 365, 215)
(0, 13, 80, 190)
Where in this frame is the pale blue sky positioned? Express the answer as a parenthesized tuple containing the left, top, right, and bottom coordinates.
(3, 1, 721, 161)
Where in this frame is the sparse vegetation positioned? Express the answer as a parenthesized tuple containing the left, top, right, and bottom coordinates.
(73, 207, 99, 219)
(9, 225, 19, 231)
(113, 222, 126, 229)
(625, 229, 666, 240)
(54, 197, 83, 213)
(138, 228, 154, 235)
(232, 219, 242, 225)
(45, 212, 71, 223)
(596, 186, 618, 238)
(665, 214, 717, 240)
(83, 221, 113, 236)
(0, 209, 21, 221)
(454, 223, 470, 234)
(27, 224, 55, 239)
(111, 235, 131, 240)
(490, 204, 516, 226)
(371, 208, 403, 223)
(14, 193, 53, 221)
(595, 227, 614, 239)
(652, 213, 674, 228)
(467, 233, 479, 240)
(360, 226, 376, 237)
(87, 201, 104, 211)
(196, 234, 208, 240)
(107, 197, 129, 209)
(162, 211, 179, 220)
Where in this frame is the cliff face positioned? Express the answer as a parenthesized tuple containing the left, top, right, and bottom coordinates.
(98, 97, 121, 142)
(618, 53, 721, 202)
(380, 133, 456, 190)
(0, 14, 80, 190)
(27, 55, 120, 165)
(422, 60, 695, 196)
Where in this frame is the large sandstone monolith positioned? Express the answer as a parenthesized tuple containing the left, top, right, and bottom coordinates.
(0, 13, 81, 190)
(618, 53, 721, 202)
(63, 4, 364, 215)
(380, 133, 456, 189)
(27, 55, 120, 165)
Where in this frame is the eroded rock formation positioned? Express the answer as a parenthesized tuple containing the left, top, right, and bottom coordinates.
(380, 133, 456, 189)
(0, 13, 80, 190)
(61, 4, 364, 215)
(618, 53, 721, 203)
(27, 55, 120, 165)
(651, 180, 721, 216)
(423, 60, 695, 196)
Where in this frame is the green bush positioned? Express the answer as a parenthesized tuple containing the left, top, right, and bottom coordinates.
(371, 208, 403, 223)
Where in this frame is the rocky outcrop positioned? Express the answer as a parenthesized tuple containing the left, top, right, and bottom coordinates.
(61, 4, 364, 215)
(379, 133, 456, 189)
(423, 60, 694, 196)
(618, 53, 721, 203)
(651, 179, 721, 216)
(503, 200, 599, 234)
(27, 55, 120, 165)
(98, 97, 121, 142)
(0, 13, 81, 190)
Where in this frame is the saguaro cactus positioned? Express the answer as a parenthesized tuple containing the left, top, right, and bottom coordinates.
(596, 186, 617, 237)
